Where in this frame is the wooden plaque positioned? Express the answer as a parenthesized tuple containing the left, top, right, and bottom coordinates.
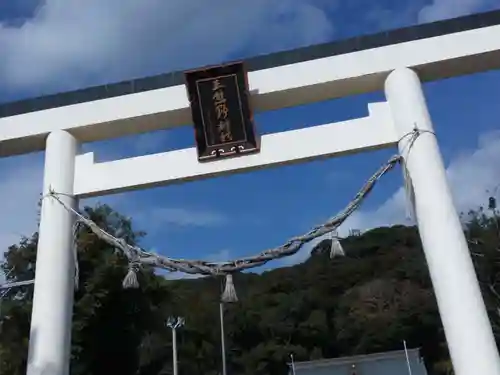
(184, 62, 260, 162)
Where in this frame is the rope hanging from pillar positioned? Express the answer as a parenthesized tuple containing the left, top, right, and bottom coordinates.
(2, 130, 429, 292)
(398, 127, 436, 221)
(42, 152, 402, 288)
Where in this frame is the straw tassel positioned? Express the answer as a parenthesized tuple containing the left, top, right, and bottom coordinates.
(402, 158, 416, 221)
(122, 261, 140, 289)
(221, 274, 238, 303)
(330, 235, 345, 258)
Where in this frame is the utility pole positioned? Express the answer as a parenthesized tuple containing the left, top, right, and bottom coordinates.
(166, 316, 185, 375)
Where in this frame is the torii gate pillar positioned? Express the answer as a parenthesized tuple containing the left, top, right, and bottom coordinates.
(385, 68, 500, 375)
(27, 130, 78, 375)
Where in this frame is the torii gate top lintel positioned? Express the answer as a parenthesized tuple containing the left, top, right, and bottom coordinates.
(1, 9, 500, 157)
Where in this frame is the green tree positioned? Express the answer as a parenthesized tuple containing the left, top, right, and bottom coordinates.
(0, 205, 173, 375)
(3, 203, 500, 375)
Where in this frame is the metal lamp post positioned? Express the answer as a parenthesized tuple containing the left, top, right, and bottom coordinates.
(220, 302, 228, 375)
(290, 354, 296, 375)
(220, 274, 238, 375)
(166, 316, 185, 375)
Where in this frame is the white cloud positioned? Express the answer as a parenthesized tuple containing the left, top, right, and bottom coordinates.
(0, 153, 44, 260)
(278, 130, 500, 267)
(279, 233, 330, 266)
(207, 249, 232, 262)
(0, 0, 335, 95)
(418, 0, 494, 23)
(367, 0, 496, 30)
(344, 130, 500, 232)
(1, 0, 493, 97)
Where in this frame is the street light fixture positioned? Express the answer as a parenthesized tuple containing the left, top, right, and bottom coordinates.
(166, 316, 185, 375)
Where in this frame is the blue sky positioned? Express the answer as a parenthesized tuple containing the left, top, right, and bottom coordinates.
(1, 0, 500, 278)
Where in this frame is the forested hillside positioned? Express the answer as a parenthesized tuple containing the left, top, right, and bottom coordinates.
(0, 204, 499, 375)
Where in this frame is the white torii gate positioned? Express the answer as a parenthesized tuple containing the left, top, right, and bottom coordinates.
(1, 10, 500, 375)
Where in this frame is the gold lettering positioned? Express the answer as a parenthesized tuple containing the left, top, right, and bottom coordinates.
(215, 103, 229, 119)
(211, 79, 229, 119)
(220, 131, 233, 142)
(213, 90, 226, 105)
(212, 79, 224, 91)
(210, 78, 233, 142)
(217, 120, 231, 132)
(217, 120, 233, 142)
